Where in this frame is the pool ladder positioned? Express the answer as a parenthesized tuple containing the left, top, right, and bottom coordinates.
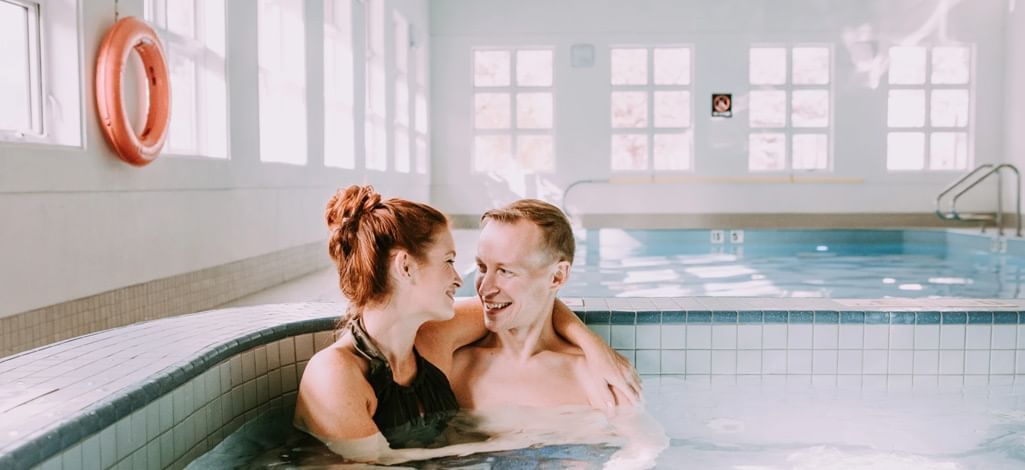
(935, 163, 1022, 237)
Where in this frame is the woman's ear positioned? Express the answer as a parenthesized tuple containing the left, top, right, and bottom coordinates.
(390, 250, 416, 285)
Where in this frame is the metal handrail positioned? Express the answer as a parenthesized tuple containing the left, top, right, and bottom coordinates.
(934, 163, 992, 218)
(561, 178, 610, 221)
(939, 163, 1021, 237)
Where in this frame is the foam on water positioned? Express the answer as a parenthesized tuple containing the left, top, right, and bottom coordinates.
(191, 377, 1025, 469)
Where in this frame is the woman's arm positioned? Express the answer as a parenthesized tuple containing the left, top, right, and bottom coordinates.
(552, 300, 642, 408)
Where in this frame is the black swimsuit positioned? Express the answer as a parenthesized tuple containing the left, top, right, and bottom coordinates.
(349, 318, 459, 448)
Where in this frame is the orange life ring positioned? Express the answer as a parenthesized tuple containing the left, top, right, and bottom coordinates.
(95, 16, 170, 166)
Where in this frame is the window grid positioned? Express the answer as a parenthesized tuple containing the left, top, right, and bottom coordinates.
(323, 0, 355, 169)
(747, 45, 833, 172)
(364, 0, 387, 171)
(472, 48, 555, 173)
(609, 46, 693, 172)
(392, 10, 411, 173)
(886, 46, 973, 172)
(145, 0, 228, 159)
(0, 0, 43, 138)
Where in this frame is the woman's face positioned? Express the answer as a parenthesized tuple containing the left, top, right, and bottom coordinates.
(411, 228, 462, 321)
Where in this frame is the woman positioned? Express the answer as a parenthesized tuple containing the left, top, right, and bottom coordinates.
(294, 185, 637, 463)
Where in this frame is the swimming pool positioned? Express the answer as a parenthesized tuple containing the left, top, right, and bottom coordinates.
(458, 229, 1025, 298)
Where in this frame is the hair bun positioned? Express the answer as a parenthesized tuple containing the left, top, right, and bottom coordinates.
(326, 185, 382, 232)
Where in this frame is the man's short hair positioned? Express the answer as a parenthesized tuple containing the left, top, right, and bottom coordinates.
(480, 199, 575, 264)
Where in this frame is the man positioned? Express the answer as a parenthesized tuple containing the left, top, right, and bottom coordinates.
(448, 199, 631, 410)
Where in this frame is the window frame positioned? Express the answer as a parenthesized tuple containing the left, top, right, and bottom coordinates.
(885, 45, 975, 173)
(471, 46, 556, 174)
(608, 44, 695, 173)
(747, 43, 835, 173)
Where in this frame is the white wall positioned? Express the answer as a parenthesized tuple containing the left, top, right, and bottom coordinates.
(0, 0, 431, 318)
(430, 0, 1007, 216)
(1007, 0, 1025, 212)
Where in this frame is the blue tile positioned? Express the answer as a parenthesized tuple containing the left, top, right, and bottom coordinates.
(712, 311, 737, 323)
(941, 312, 967, 324)
(840, 312, 865, 324)
(968, 312, 993, 325)
(662, 311, 686, 324)
(891, 312, 915, 325)
(637, 311, 661, 324)
(789, 311, 814, 323)
(994, 312, 1017, 324)
(687, 311, 712, 323)
(610, 311, 636, 325)
(814, 311, 839, 324)
(585, 311, 610, 325)
(764, 311, 788, 323)
(865, 312, 890, 324)
(916, 312, 941, 324)
(573, 311, 585, 322)
(738, 311, 763, 323)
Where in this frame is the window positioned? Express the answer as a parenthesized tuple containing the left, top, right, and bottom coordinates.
(0, 0, 41, 136)
(323, 0, 355, 168)
(1, 0, 81, 146)
(258, 0, 307, 165)
(748, 46, 832, 172)
(364, 0, 386, 171)
(473, 48, 554, 173)
(610, 46, 692, 171)
(413, 45, 428, 174)
(145, 0, 227, 158)
(392, 10, 410, 173)
(886, 46, 972, 171)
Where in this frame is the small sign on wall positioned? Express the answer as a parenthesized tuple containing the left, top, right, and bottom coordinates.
(712, 93, 732, 118)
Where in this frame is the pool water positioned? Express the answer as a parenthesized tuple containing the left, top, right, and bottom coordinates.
(457, 230, 1025, 298)
(190, 377, 1025, 469)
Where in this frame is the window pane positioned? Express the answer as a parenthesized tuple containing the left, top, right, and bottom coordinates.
(259, 0, 307, 164)
(167, 0, 195, 38)
(516, 135, 554, 172)
(654, 91, 690, 128)
(792, 134, 828, 170)
(611, 134, 648, 170)
(395, 129, 410, 173)
(611, 91, 648, 128)
(749, 90, 786, 128)
(653, 48, 690, 85)
(516, 92, 553, 129)
(930, 132, 968, 170)
(416, 136, 428, 174)
(887, 132, 925, 170)
(748, 133, 786, 171)
(365, 122, 386, 170)
(474, 135, 512, 171)
(324, 104, 355, 168)
(749, 48, 786, 85)
(792, 47, 829, 85)
(366, 63, 386, 116)
(168, 47, 197, 151)
(930, 89, 969, 127)
(653, 133, 691, 170)
(887, 90, 925, 127)
(474, 93, 510, 129)
(474, 50, 510, 87)
(931, 47, 970, 84)
(415, 93, 427, 134)
(0, 1, 31, 131)
(888, 46, 926, 85)
(516, 50, 552, 86)
(611, 48, 647, 85)
(393, 12, 408, 73)
(791, 90, 829, 127)
(395, 79, 409, 126)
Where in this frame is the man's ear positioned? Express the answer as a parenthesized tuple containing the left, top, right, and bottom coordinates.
(390, 250, 416, 285)
(551, 261, 571, 289)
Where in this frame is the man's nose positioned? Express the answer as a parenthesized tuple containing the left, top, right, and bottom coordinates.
(477, 271, 497, 295)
